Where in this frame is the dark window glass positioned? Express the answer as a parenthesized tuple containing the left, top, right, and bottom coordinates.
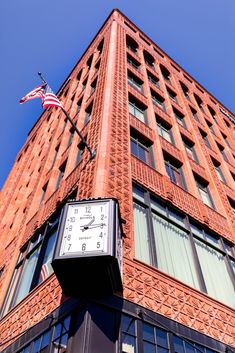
(128, 72, 143, 93)
(157, 120, 174, 144)
(131, 136, 151, 165)
(165, 160, 186, 189)
(127, 54, 141, 71)
(55, 160, 67, 190)
(1, 219, 59, 315)
(129, 100, 146, 123)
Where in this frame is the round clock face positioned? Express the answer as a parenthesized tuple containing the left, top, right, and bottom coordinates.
(59, 201, 110, 256)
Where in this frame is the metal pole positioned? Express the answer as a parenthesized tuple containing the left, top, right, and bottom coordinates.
(38, 72, 96, 160)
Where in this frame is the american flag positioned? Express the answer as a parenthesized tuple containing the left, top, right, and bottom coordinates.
(20, 84, 63, 109)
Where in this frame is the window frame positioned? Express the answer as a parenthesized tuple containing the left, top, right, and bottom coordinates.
(132, 184, 235, 307)
(1, 218, 59, 317)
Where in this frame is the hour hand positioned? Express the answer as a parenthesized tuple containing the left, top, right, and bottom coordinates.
(81, 217, 95, 231)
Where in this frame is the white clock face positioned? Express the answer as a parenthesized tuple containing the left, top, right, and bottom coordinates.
(60, 201, 110, 256)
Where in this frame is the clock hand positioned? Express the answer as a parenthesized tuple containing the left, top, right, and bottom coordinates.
(80, 223, 106, 230)
(81, 216, 95, 231)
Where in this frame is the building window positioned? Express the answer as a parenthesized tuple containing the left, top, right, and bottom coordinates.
(199, 129, 211, 148)
(183, 138, 198, 162)
(126, 35, 138, 54)
(133, 185, 235, 307)
(97, 38, 104, 54)
(129, 97, 146, 123)
(55, 160, 67, 190)
(66, 128, 75, 148)
(221, 132, 231, 148)
(179, 81, 190, 100)
(167, 88, 178, 104)
(213, 162, 226, 183)
(194, 94, 205, 113)
(75, 141, 86, 166)
(89, 78, 97, 96)
(228, 198, 235, 213)
(144, 50, 155, 69)
(127, 54, 141, 71)
(84, 102, 93, 126)
(160, 65, 171, 84)
(157, 117, 174, 144)
(217, 143, 228, 162)
(151, 91, 166, 112)
(1, 217, 59, 316)
(76, 97, 83, 115)
(51, 144, 60, 169)
(195, 176, 214, 208)
(18, 315, 71, 353)
(190, 106, 200, 122)
(147, 71, 160, 89)
(206, 119, 215, 135)
(39, 181, 48, 206)
(164, 157, 186, 189)
(173, 108, 186, 128)
(128, 72, 143, 93)
(131, 132, 152, 166)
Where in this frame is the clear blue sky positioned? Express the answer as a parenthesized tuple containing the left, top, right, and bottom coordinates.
(1, 0, 235, 189)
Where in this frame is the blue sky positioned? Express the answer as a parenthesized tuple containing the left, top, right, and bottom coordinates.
(1, 0, 235, 189)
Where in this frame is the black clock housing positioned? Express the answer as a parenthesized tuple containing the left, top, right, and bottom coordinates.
(52, 198, 123, 297)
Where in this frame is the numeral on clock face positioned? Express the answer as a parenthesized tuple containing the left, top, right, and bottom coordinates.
(60, 201, 110, 256)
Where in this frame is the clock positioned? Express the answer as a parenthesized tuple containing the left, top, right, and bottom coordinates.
(52, 198, 123, 296)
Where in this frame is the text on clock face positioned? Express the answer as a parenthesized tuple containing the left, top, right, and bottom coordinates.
(60, 202, 110, 255)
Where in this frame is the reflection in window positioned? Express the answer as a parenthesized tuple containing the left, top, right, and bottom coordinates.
(18, 316, 71, 353)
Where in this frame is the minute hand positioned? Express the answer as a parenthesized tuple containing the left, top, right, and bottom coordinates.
(80, 223, 106, 230)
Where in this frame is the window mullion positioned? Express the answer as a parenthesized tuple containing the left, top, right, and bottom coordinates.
(186, 217, 207, 293)
(145, 192, 158, 267)
(30, 223, 50, 290)
(220, 239, 235, 289)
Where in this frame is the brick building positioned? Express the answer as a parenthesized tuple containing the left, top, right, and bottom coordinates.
(0, 9, 235, 353)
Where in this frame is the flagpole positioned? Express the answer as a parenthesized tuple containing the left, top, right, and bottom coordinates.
(38, 72, 96, 160)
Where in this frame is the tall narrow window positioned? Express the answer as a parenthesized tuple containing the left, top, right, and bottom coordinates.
(151, 91, 166, 112)
(160, 65, 171, 84)
(75, 141, 86, 166)
(194, 94, 205, 113)
(206, 119, 215, 135)
(55, 160, 67, 190)
(131, 133, 152, 166)
(195, 176, 214, 208)
(39, 181, 48, 206)
(76, 97, 83, 115)
(199, 129, 211, 148)
(66, 128, 74, 148)
(180, 81, 190, 100)
(183, 138, 198, 162)
(173, 108, 186, 128)
(167, 88, 178, 104)
(144, 50, 155, 70)
(190, 106, 200, 122)
(212, 159, 226, 183)
(156, 117, 174, 144)
(217, 143, 229, 162)
(147, 71, 160, 89)
(51, 144, 60, 169)
(164, 157, 186, 189)
(84, 102, 93, 126)
(1, 218, 58, 315)
(126, 35, 138, 54)
(89, 78, 97, 96)
(128, 72, 143, 93)
(127, 54, 141, 71)
(128, 97, 146, 123)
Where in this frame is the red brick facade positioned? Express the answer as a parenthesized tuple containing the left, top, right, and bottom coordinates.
(0, 9, 235, 350)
